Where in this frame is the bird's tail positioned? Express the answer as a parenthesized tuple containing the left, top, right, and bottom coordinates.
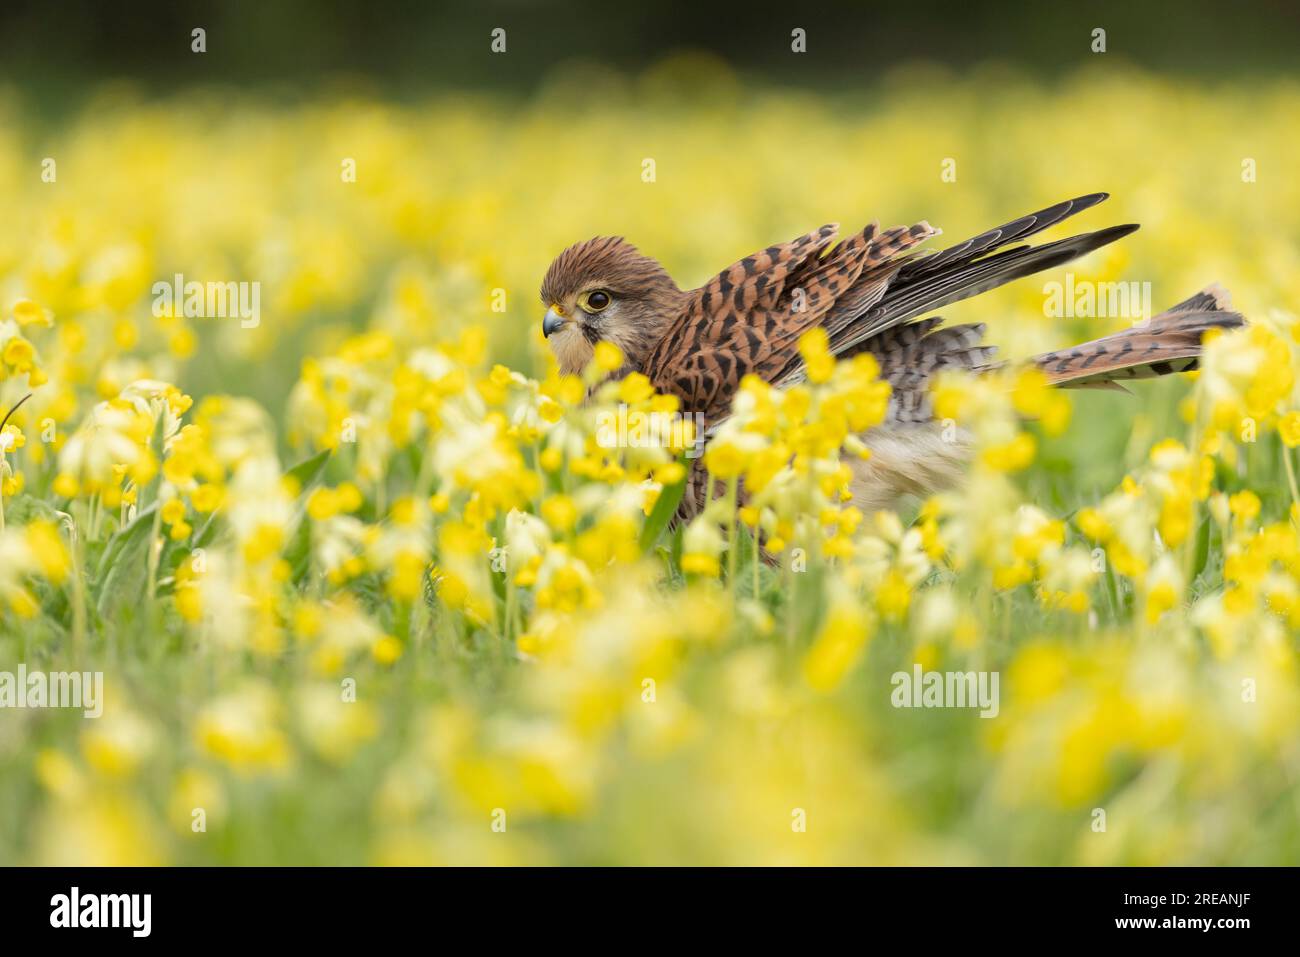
(846, 284, 1246, 515)
(1032, 284, 1245, 389)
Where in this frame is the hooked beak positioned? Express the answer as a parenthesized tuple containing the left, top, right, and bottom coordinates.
(543, 306, 566, 338)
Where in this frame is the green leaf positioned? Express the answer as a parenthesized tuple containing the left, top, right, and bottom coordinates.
(190, 511, 221, 550)
(1192, 514, 1214, 583)
(285, 449, 331, 493)
(284, 510, 314, 585)
(2, 493, 62, 526)
(639, 457, 689, 553)
(143, 411, 167, 505)
(280, 450, 332, 586)
(94, 503, 159, 617)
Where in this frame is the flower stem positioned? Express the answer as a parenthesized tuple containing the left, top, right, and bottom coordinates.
(725, 475, 739, 588)
(1283, 441, 1300, 525)
(67, 518, 88, 659)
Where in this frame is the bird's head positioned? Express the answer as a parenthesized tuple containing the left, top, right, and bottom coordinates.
(539, 236, 683, 376)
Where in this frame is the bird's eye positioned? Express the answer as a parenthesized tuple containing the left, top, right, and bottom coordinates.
(579, 289, 612, 313)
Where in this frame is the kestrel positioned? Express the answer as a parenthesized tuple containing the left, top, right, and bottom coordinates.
(539, 194, 1244, 516)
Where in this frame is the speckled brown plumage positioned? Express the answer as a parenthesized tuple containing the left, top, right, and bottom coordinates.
(642, 220, 938, 421)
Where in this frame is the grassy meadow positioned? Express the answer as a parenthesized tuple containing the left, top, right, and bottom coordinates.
(1, 59, 1299, 864)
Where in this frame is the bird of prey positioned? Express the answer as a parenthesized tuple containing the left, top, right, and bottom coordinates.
(539, 193, 1244, 516)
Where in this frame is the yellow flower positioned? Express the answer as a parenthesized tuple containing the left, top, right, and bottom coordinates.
(195, 684, 291, 774)
(540, 495, 578, 532)
(11, 298, 53, 327)
(192, 483, 224, 512)
(0, 423, 25, 453)
(176, 583, 203, 622)
(374, 635, 403, 664)
(243, 523, 285, 563)
(617, 372, 655, 404)
(1145, 555, 1183, 624)
(980, 433, 1036, 472)
(681, 517, 724, 577)
(932, 378, 971, 422)
(653, 460, 685, 484)
(1011, 367, 1071, 436)
(876, 568, 912, 620)
(160, 498, 187, 525)
(81, 712, 155, 778)
(1228, 489, 1261, 525)
(592, 341, 624, 373)
(704, 430, 764, 480)
(798, 327, 835, 384)
(1280, 411, 1300, 448)
(3, 335, 40, 375)
(804, 588, 872, 691)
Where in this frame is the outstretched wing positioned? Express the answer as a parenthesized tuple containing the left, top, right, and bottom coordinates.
(775, 193, 1135, 385)
(645, 221, 936, 421)
(649, 193, 1137, 430)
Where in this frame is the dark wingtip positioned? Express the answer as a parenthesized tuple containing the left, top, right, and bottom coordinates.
(1083, 223, 1140, 245)
(1060, 223, 1139, 258)
(1060, 192, 1110, 214)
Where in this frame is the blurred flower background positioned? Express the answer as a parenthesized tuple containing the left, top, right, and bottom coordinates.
(1, 1, 1299, 864)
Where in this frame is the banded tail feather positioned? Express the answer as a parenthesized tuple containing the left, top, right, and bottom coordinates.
(1033, 284, 1244, 389)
